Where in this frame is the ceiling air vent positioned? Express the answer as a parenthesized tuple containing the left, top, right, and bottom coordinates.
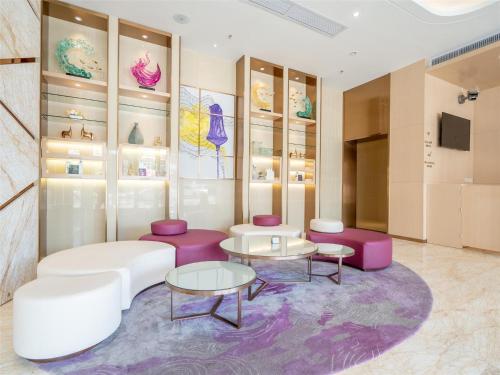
(245, 0, 346, 38)
(431, 32, 500, 66)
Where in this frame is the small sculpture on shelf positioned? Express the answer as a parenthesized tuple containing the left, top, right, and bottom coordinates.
(128, 122, 144, 144)
(81, 124, 94, 141)
(153, 136, 162, 146)
(66, 109, 84, 120)
(61, 125, 72, 139)
(55, 38, 102, 79)
(251, 80, 273, 112)
(296, 96, 312, 119)
(130, 52, 161, 90)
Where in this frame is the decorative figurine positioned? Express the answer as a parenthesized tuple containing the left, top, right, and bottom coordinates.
(130, 52, 161, 90)
(251, 81, 273, 111)
(153, 136, 162, 146)
(80, 124, 94, 141)
(66, 109, 84, 120)
(265, 168, 275, 181)
(128, 122, 144, 144)
(61, 125, 72, 139)
(296, 96, 312, 119)
(55, 38, 102, 79)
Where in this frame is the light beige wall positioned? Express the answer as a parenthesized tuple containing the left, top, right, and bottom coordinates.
(424, 75, 474, 184)
(319, 79, 342, 220)
(178, 48, 236, 231)
(388, 60, 426, 239)
(473, 86, 500, 184)
(0, 0, 40, 304)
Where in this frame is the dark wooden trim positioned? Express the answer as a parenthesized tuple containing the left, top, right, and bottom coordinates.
(0, 57, 36, 65)
(390, 234, 427, 243)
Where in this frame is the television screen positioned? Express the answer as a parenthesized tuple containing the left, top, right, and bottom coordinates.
(439, 112, 470, 151)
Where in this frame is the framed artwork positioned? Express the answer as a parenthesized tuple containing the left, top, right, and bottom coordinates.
(179, 85, 235, 179)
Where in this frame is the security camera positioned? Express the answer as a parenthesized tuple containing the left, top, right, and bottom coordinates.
(458, 90, 479, 104)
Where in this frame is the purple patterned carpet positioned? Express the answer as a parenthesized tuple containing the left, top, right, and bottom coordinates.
(39, 260, 432, 375)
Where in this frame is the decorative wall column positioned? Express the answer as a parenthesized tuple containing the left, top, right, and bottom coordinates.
(0, 0, 41, 304)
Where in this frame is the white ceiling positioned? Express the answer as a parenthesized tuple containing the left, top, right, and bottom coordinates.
(68, 0, 500, 90)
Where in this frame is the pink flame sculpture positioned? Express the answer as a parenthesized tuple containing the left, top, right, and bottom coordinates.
(130, 53, 161, 88)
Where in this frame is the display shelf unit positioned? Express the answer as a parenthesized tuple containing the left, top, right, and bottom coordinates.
(287, 69, 318, 232)
(117, 18, 172, 240)
(40, 0, 109, 256)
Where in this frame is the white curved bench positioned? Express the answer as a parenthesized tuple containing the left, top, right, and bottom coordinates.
(230, 223, 302, 238)
(13, 272, 122, 361)
(37, 240, 176, 310)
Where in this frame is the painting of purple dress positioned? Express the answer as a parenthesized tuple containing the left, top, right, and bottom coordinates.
(206, 104, 228, 178)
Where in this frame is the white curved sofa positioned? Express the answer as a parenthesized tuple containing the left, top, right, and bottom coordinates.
(37, 240, 176, 309)
(14, 272, 122, 361)
(230, 223, 302, 238)
(14, 240, 175, 361)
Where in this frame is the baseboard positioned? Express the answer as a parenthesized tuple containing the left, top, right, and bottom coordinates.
(389, 234, 427, 243)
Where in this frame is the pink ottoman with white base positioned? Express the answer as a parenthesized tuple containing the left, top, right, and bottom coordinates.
(307, 220, 392, 271)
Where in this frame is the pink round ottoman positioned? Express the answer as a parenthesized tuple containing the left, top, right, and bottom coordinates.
(151, 219, 187, 236)
(253, 215, 281, 226)
(307, 228, 392, 271)
(140, 229, 228, 267)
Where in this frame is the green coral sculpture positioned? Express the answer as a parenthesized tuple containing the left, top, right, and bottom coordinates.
(55, 38, 95, 79)
(296, 96, 312, 119)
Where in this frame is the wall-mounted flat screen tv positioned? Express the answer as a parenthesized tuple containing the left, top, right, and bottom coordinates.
(439, 112, 470, 151)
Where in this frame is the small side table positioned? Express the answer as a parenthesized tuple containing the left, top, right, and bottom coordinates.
(312, 244, 355, 285)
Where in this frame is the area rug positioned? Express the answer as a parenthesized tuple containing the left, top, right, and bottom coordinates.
(39, 260, 433, 375)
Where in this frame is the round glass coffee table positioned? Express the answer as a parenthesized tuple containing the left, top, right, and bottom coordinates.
(312, 243, 355, 285)
(165, 261, 256, 329)
(220, 236, 317, 300)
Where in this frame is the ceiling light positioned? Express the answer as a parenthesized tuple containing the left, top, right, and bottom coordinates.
(74, 16, 82, 22)
(173, 14, 190, 24)
(142, 34, 148, 40)
(75, 83, 81, 87)
(349, 51, 358, 56)
(339, 70, 344, 74)
(295, 77, 300, 80)
(260, 67, 265, 71)
(353, 11, 360, 17)
(141, 94, 148, 98)
(213, 43, 217, 48)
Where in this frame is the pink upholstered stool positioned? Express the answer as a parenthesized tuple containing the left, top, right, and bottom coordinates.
(151, 219, 187, 236)
(253, 215, 281, 227)
(140, 221, 228, 267)
(307, 228, 392, 271)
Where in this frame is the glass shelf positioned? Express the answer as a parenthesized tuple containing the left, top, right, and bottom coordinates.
(42, 92, 107, 107)
(119, 102, 169, 117)
(289, 127, 315, 135)
(289, 142, 316, 149)
(250, 122, 283, 131)
(41, 114, 107, 126)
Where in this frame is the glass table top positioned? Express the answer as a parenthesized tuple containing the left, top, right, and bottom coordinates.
(165, 261, 256, 293)
(220, 236, 317, 260)
(316, 243, 355, 258)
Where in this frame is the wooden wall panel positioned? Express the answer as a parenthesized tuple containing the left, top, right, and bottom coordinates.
(234, 57, 245, 224)
(343, 74, 390, 141)
(462, 185, 500, 252)
(426, 184, 462, 248)
(342, 141, 356, 227)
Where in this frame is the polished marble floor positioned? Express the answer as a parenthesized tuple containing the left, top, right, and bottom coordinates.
(1, 239, 499, 375)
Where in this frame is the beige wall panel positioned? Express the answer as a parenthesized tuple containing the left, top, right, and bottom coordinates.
(474, 86, 500, 184)
(426, 184, 462, 248)
(27, 0, 42, 19)
(0, 105, 38, 207)
(0, 62, 40, 137)
(424, 75, 474, 184)
(462, 184, 500, 252)
(0, 187, 38, 304)
(0, 0, 40, 59)
(390, 60, 425, 129)
(389, 125, 424, 183)
(388, 182, 425, 239)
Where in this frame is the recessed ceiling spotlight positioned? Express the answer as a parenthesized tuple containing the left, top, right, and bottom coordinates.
(260, 67, 265, 71)
(213, 43, 217, 48)
(339, 70, 344, 74)
(349, 51, 358, 56)
(142, 34, 148, 40)
(173, 14, 190, 24)
(353, 11, 360, 18)
(74, 16, 82, 22)
(141, 94, 148, 98)
(75, 83, 81, 87)
(295, 77, 300, 80)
